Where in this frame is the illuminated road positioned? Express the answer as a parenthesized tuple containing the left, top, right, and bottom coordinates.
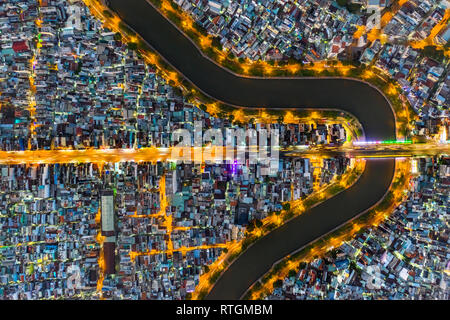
(0, 147, 166, 165)
(284, 142, 450, 159)
(0, 142, 448, 165)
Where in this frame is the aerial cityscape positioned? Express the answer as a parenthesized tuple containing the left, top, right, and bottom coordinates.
(0, 0, 448, 307)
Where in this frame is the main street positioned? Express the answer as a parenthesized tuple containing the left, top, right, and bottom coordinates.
(0, 142, 447, 165)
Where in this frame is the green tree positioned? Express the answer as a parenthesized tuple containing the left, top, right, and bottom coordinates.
(273, 279, 284, 288)
(103, 10, 114, 18)
(247, 218, 263, 232)
(288, 269, 297, 278)
(277, 115, 284, 124)
(212, 37, 222, 50)
(119, 22, 136, 36)
(330, 249, 338, 259)
(127, 42, 138, 51)
(114, 32, 122, 42)
(421, 45, 445, 62)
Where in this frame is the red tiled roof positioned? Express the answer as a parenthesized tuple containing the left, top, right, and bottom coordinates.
(331, 45, 340, 53)
(12, 40, 29, 53)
